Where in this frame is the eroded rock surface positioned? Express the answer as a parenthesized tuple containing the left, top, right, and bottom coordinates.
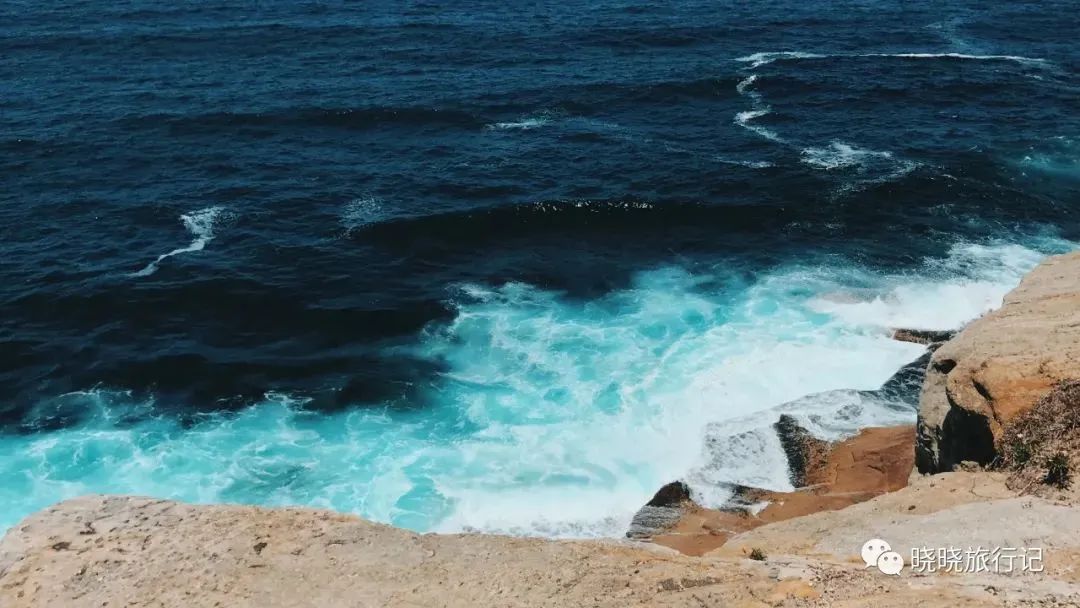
(649, 425, 915, 556)
(892, 328, 956, 346)
(916, 251, 1080, 473)
(5, 484, 1079, 607)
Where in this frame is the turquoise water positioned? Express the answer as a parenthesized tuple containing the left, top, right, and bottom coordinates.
(5, 0, 1078, 537)
(2, 238, 1070, 535)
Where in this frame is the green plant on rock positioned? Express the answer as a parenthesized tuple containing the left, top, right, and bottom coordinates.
(748, 548, 766, 561)
(1044, 453, 1072, 489)
(1009, 439, 1034, 467)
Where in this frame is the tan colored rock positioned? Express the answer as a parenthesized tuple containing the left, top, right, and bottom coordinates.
(718, 471, 1080, 603)
(650, 426, 915, 557)
(916, 250, 1080, 474)
(4, 483, 1080, 607)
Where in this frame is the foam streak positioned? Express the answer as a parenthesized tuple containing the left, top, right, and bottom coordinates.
(131, 207, 224, 278)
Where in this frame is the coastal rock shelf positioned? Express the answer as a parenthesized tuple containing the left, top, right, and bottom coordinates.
(5, 475, 1080, 607)
(632, 422, 915, 557)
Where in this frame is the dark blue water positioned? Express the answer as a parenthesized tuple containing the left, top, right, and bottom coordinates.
(1, 1, 1078, 535)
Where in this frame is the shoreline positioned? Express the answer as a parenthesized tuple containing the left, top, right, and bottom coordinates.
(0, 237, 1061, 538)
(4, 250, 1080, 606)
(647, 424, 916, 557)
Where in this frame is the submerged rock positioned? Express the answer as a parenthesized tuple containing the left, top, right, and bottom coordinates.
(891, 328, 957, 346)
(773, 415, 831, 488)
(875, 349, 933, 404)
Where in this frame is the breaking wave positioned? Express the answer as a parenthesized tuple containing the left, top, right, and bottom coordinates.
(5, 237, 1071, 536)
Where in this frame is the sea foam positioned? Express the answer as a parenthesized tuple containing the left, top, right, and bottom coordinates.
(341, 196, 388, 231)
(131, 207, 225, 277)
(799, 141, 918, 190)
(486, 110, 561, 131)
(736, 50, 1048, 69)
(1017, 136, 1080, 180)
(3, 237, 1072, 536)
(736, 51, 827, 69)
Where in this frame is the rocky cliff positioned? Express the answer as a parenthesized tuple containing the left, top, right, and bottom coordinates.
(916, 251, 1080, 473)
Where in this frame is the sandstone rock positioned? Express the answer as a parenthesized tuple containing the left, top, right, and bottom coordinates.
(717, 471, 1076, 569)
(649, 426, 915, 556)
(916, 251, 1080, 474)
(6, 491, 1073, 608)
(629, 416, 834, 543)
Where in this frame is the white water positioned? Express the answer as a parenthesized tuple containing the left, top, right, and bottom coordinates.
(731, 50, 1051, 151)
(735, 51, 827, 69)
(3, 237, 1071, 536)
(341, 196, 389, 231)
(1018, 136, 1080, 180)
(131, 207, 225, 277)
(732, 70, 786, 143)
(800, 142, 896, 170)
(733, 52, 957, 190)
(800, 141, 919, 193)
(735, 50, 1048, 69)
(486, 111, 561, 131)
(734, 108, 784, 143)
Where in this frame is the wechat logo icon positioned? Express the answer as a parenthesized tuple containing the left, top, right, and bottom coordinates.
(861, 538, 904, 575)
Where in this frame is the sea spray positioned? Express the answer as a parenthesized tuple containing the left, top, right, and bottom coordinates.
(3, 238, 1071, 536)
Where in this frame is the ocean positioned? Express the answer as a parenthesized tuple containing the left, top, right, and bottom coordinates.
(1, 0, 1078, 536)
